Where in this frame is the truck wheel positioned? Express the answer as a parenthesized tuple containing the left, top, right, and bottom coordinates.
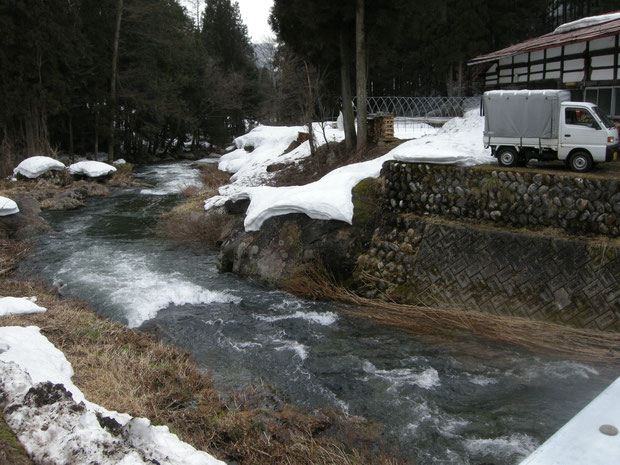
(569, 151, 593, 173)
(497, 147, 518, 167)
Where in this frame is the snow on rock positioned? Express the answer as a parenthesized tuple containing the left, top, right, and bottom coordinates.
(0, 326, 226, 465)
(206, 111, 494, 231)
(0, 195, 19, 216)
(68, 161, 117, 178)
(0, 297, 46, 316)
(13, 156, 66, 179)
(113, 158, 127, 165)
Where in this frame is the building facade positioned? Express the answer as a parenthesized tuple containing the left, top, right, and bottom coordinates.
(468, 13, 620, 120)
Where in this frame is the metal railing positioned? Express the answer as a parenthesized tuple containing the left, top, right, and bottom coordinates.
(354, 96, 481, 118)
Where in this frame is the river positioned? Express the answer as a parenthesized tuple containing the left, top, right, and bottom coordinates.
(18, 161, 616, 465)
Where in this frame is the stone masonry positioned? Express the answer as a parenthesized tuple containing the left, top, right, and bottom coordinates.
(355, 162, 620, 332)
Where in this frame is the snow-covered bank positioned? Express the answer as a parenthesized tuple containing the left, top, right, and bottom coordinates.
(205, 110, 495, 231)
(0, 326, 225, 465)
(0, 297, 46, 316)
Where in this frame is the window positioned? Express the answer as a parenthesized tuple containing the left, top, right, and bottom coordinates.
(565, 108, 600, 129)
(583, 87, 620, 118)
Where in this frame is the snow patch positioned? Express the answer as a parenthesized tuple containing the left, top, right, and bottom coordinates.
(0, 326, 226, 465)
(0, 297, 47, 316)
(13, 156, 66, 179)
(68, 161, 117, 178)
(0, 195, 19, 216)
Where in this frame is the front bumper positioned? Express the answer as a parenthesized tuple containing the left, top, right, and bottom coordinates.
(606, 143, 620, 162)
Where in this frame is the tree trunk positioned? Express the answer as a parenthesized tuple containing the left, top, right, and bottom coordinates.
(94, 110, 99, 160)
(303, 61, 316, 156)
(446, 63, 453, 97)
(68, 113, 74, 162)
(339, 28, 356, 151)
(108, 0, 123, 163)
(457, 61, 463, 97)
(355, 0, 367, 150)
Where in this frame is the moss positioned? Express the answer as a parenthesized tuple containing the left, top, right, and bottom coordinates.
(0, 414, 32, 464)
(351, 178, 382, 229)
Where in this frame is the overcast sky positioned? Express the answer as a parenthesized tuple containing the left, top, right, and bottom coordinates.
(182, 0, 275, 43)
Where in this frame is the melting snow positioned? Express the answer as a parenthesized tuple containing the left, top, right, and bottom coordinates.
(0, 195, 19, 216)
(0, 297, 46, 317)
(0, 326, 226, 465)
(68, 161, 117, 178)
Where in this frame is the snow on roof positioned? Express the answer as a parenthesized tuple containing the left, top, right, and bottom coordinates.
(554, 12, 620, 34)
(68, 160, 117, 177)
(0, 297, 46, 316)
(13, 156, 66, 179)
(469, 12, 620, 65)
(0, 326, 226, 465)
(0, 195, 19, 216)
(205, 110, 494, 232)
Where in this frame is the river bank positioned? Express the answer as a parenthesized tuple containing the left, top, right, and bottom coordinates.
(0, 239, 404, 465)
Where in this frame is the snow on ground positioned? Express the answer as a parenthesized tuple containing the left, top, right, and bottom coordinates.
(13, 156, 66, 179)
(0, 195, 19, 216)
(205, 110, 495, 231)
(0, 297, 46, 316)
(0, 326, 226, 465)
(393, 120, 439, 140)
(68, 160, 117, 178)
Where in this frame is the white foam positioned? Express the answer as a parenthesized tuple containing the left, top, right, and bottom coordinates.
(138, 164, 202, 195)
(273, 339, 309, 361)
(363, 361, 440, 390)
(467, 374, 498, 386)
(255, 310, 338, 326)
(509, 360, 599, 382)
(58, 247, 240, 327)
(464, 433, 538, 462)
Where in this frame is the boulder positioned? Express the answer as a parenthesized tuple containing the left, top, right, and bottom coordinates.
(0, 195, 52, 239)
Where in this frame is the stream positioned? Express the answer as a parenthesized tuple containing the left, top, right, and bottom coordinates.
(18, 161, 617, 465)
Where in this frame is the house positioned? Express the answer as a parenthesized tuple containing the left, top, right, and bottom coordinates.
(468, 12, 620, 120)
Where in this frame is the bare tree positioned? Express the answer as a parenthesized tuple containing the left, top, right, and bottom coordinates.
(108, 0, 123, 162)
(355, 0, 367, 149)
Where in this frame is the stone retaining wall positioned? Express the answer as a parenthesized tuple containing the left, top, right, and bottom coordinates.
(383, 162, 620, 237)
(355, 215, 620, 332)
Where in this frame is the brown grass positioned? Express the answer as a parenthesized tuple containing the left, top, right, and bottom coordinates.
(158, 207, 238, 246)
(269, 141, 401, 188)
(198, 164, 231, 190)
(285, 262, 620, 366)
(0, 276, 407, 465)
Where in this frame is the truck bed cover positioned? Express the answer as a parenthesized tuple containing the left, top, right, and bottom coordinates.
(483, 89, 571, 140)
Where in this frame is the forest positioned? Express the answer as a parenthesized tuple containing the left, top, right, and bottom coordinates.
(0, 0, 617, 174)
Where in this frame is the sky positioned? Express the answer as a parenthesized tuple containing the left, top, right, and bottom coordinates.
(181, 0, 275, 43)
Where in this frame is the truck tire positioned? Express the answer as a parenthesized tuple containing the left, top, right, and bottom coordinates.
(497, 147, 518, 167)
(569, 151, 593, 173)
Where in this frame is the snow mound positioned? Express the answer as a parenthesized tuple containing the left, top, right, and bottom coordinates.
(68, 161, 117, 178)
(13, 156, 66, 179)
(391, 109, 495, 166)
(113, 158, 127, 165)
(206, 111, 494, 231)
(0, 195, 19, 216)
(0, 297, 46, 316)
(0, 326, 226, 465)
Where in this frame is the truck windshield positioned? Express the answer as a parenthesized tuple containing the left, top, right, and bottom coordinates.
(592, 106, 616, 129)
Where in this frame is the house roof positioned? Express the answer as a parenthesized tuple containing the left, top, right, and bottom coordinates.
(468, 13, 620, 66)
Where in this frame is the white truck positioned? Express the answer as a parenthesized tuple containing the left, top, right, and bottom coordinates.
(482, 89, 619, 172)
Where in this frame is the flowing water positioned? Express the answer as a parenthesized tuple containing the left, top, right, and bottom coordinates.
(19, 161, 617, 465)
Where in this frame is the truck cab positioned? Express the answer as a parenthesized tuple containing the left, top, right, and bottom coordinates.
(558, 102, 618, 171)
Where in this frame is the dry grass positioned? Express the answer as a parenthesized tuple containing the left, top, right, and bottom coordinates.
(285, 262, 620, 366)
(0, 276, 407, 465)
(198, 164, 231, 190)
(0, 240, 33, 278)
(158, 206, 238, 246)
(269, 141, 401, 188)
